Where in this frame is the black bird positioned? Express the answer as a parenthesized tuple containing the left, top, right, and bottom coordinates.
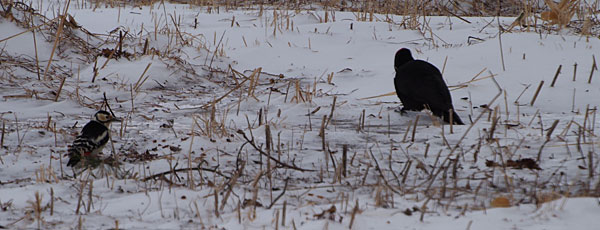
(67, 110, 121, 168)
(393, 48, 464, 125)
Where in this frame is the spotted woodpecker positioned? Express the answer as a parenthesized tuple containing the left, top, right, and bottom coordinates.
(67, 110, 121, 168)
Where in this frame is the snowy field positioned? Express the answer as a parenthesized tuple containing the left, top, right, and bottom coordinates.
(1, 0, 600, 229)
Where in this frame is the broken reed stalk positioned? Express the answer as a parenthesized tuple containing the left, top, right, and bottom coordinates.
(266, 178, 289, 209)
(275, 210, 279, 230)
(282, 201, 287, 226)
(54, 77, 66, 102)
(220, 162, 244, 211)
(32, 28, 41, 80)
(50, 188, 54, 216)
(589, 55, 597, 84)
(530, 80, 544, 106)
(325, 96, 337, 127)
(514, 83, 531, 104)
(573, 63, 577, 81)
(488, 111, 499, 141)
(87, 179, 93, 213)
(0, 17, 60, 43)
(349, 199, 359, 229)
(91, 59, 99, 82)
(550, 64, 562, 87)
(187, 118, 196, 190)
(133, 63, 152, 92)
(411, 115, 420, 142)
(449, 109, 454, 133)
(419, 197, 431, 222)
(209, 30, 227, 69)
(401, 160, 412, 184)
(546, 119, 560, 141)
(342, 144, 348, 177)
(42, 0, 71, 81)
(101, 42, 120, 69)
(497, 17, 506, 71)
(75, 176, 87, 214)
(203, 68, 256, 110)
(214, 187, 219, 218)
(34, 191, 42, 229)
(1, 120, 5, 149)
(588, 151, 594, 183)
(402, 119, 412, 142)
(442, 55, 448, 75)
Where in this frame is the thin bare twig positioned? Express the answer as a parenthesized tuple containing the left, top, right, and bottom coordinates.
(237, 130, 314, 172)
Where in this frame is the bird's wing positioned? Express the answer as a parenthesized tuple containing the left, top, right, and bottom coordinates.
(79, 121, 109, 144)
(398, 61, 454, 111)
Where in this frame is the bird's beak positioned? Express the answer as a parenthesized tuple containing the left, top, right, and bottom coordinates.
(110, 116, 122, 122)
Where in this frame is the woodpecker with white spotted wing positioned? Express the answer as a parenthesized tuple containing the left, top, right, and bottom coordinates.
(67, 110, 121, 168)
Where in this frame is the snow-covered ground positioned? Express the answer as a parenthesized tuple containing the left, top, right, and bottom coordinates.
(1, 1, 599, 229)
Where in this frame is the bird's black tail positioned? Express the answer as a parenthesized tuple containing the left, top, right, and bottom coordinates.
(66, 147, 80, 167)
(442, 110, 464, 125)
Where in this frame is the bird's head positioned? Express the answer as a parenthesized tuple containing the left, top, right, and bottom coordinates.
(94, 110, 121, 124)
(394, 48, 414, 71)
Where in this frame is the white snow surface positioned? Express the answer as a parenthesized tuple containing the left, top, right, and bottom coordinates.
(1, 1, 600, 229)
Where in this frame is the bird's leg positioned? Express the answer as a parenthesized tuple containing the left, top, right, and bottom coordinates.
(71, 168, 77, 178)
(399, 107, 409, 115)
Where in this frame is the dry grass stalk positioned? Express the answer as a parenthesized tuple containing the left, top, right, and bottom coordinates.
(87, 179, 93, 213)
(540, 0, 579, 28)
(50, 187, 54, 216)
(326, 96, 337, 127)
(214, 187, 220, 218)
(281, 200, 287, 227)
(0, 17, 61, 43)
(32, 28, 41, 80)
(441, 56, 448, 75)
(588, 151, 594, 184)
(133, 63, 153, 92)
(327, 72, 334, 84)
(402, 120, 412, 142)
(588, 55, 597, 84)
(488, 111, 499, 141)
(348, 199, 359, 229)
(530, 80, 544, 106)
(449, 109, 454, 133)
(248, 170, 264, 221)
(342, 145, 348, 177)
(419, 197, 431, 222)
(42, 0, 71, 81)
(1, 120, 5, 149)
(75, 177, 87, 215)
(32, 191, 42, 229)
(550, 64, 562, 87)
(546, 120, 560, 140)
(187, 118, 196, 189)
(497, 17, 506, 71)
(54, 77, 66, 102)
(411, 115, 420, 142)
(401, 160, 412, 184)
(573, 63, 577, 81)
(221, 162, 244, 211)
